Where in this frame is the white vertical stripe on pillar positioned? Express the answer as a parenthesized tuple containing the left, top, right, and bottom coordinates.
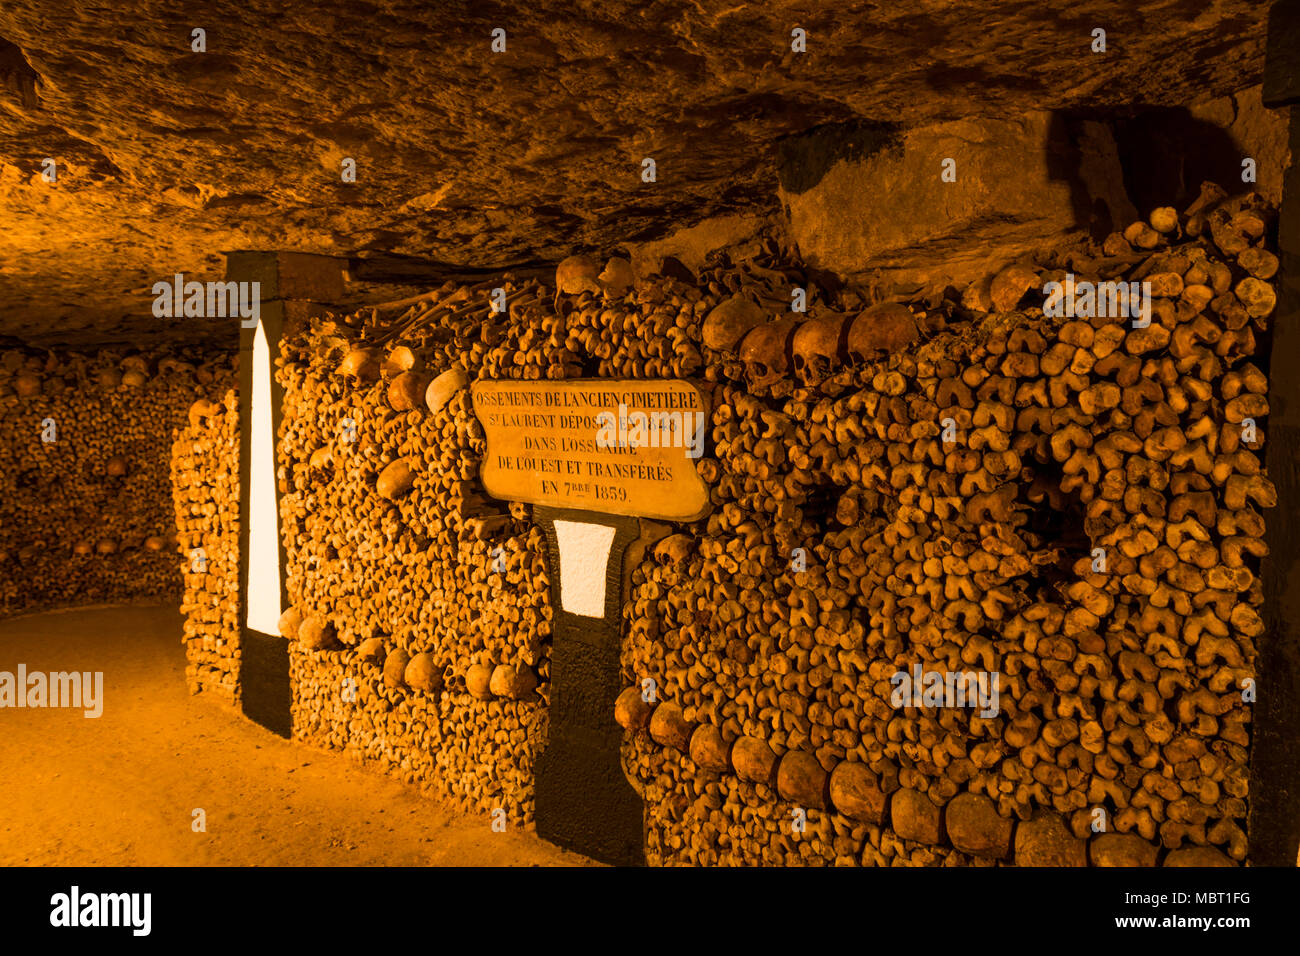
(246, 319, 282, 634)
(553, 521, 617, 618)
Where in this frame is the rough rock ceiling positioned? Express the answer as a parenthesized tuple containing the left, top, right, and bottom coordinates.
(0, 0, 1270, 346)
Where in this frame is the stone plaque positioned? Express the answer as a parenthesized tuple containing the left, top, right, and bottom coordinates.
(472, 379, 710, 521)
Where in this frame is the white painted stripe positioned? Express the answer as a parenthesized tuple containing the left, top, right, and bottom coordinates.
(553, 521, 616, 618)
(246, 320, 282, 634)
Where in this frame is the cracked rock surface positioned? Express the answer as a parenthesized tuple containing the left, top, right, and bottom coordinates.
(0, 0, 1269, 345)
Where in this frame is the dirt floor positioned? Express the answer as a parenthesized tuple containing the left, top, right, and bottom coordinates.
(0, 604, 594, 867)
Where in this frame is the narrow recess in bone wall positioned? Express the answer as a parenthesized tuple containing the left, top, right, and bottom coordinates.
(246, 320, 281, 633)
(553, 521, 616, 618)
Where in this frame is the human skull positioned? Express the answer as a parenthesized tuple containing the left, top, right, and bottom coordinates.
(846, 303, 920, 364)
(382, 345, 418, 377)
(791, 313, 848, 383)
(702, 294, 767, 353)
(599, 256, 635, 297)
(654, 533, 694, 566)
(739, 318, 799, 389)
(989, 263, 1040, 313)
(337, 347, 381, 383)
(425, 366, 469, 415)
(555, 255, 602, 295)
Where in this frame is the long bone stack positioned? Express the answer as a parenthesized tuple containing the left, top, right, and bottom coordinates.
(619, 183, 1274, 865)
(170, 361, 241, 700)
(1, 348, 217, 616)
(274, 304, 553, 821)
(172, 180, 1277, 863)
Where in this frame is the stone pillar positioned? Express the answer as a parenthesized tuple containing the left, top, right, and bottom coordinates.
(232, 251, 345, 737)
(532, 506, 646, 866)
(1250, 0, 1300, 867)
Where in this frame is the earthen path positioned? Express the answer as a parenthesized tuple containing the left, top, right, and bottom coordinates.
(0, 604, 592, 866)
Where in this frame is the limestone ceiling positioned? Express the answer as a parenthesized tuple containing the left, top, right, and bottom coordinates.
(0, 0, 1270, 346)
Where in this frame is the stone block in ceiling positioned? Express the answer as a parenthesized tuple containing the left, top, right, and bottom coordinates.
(777, 112, 1137, 291)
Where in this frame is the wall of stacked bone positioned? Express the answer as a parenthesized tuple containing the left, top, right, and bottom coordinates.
(247, 181, 1270, 863)
(275, 325, 551, 822)
(169, 365, 241, 701)
(272, 257, 738, 817)
(617, 184, 1274, 866)
(0, 349, 222, 617)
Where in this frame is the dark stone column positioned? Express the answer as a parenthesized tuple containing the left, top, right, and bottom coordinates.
(532, 506, 645, 866)
(1250, 0, 1300, 867)
(231, 251, 344, 738)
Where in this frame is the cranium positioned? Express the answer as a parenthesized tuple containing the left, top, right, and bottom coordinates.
(791, 313, 849, 382)
(702, 294, 767, 352)
(425, 366, 469, 415)
(738, 318, 799, 389)
(14, 372, 41, 397)
(388, 369, 430, 411)
(309, 446, 334, 471)
(96, 367, 122, 388)
(555, 255, 602, 295)
(382, 345, 418, 377)
(846, 303, 920, 364)
(654, 533, 694, 566)
(989, 263, 1039, 312)
(120, 354, 150, 387)
(187, 398, 219, 429)
(337, 347, 381, 382)
(599, 256, 635, 297)
(158, 357, 195, 375)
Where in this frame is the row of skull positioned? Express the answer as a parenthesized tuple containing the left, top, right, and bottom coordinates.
(702, 293, 926, 388)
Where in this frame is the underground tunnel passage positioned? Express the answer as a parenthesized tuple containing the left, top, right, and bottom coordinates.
(1, 0, 1299, 923)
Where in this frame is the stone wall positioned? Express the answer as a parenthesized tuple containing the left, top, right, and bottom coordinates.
(779, 88, 1290, 299)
